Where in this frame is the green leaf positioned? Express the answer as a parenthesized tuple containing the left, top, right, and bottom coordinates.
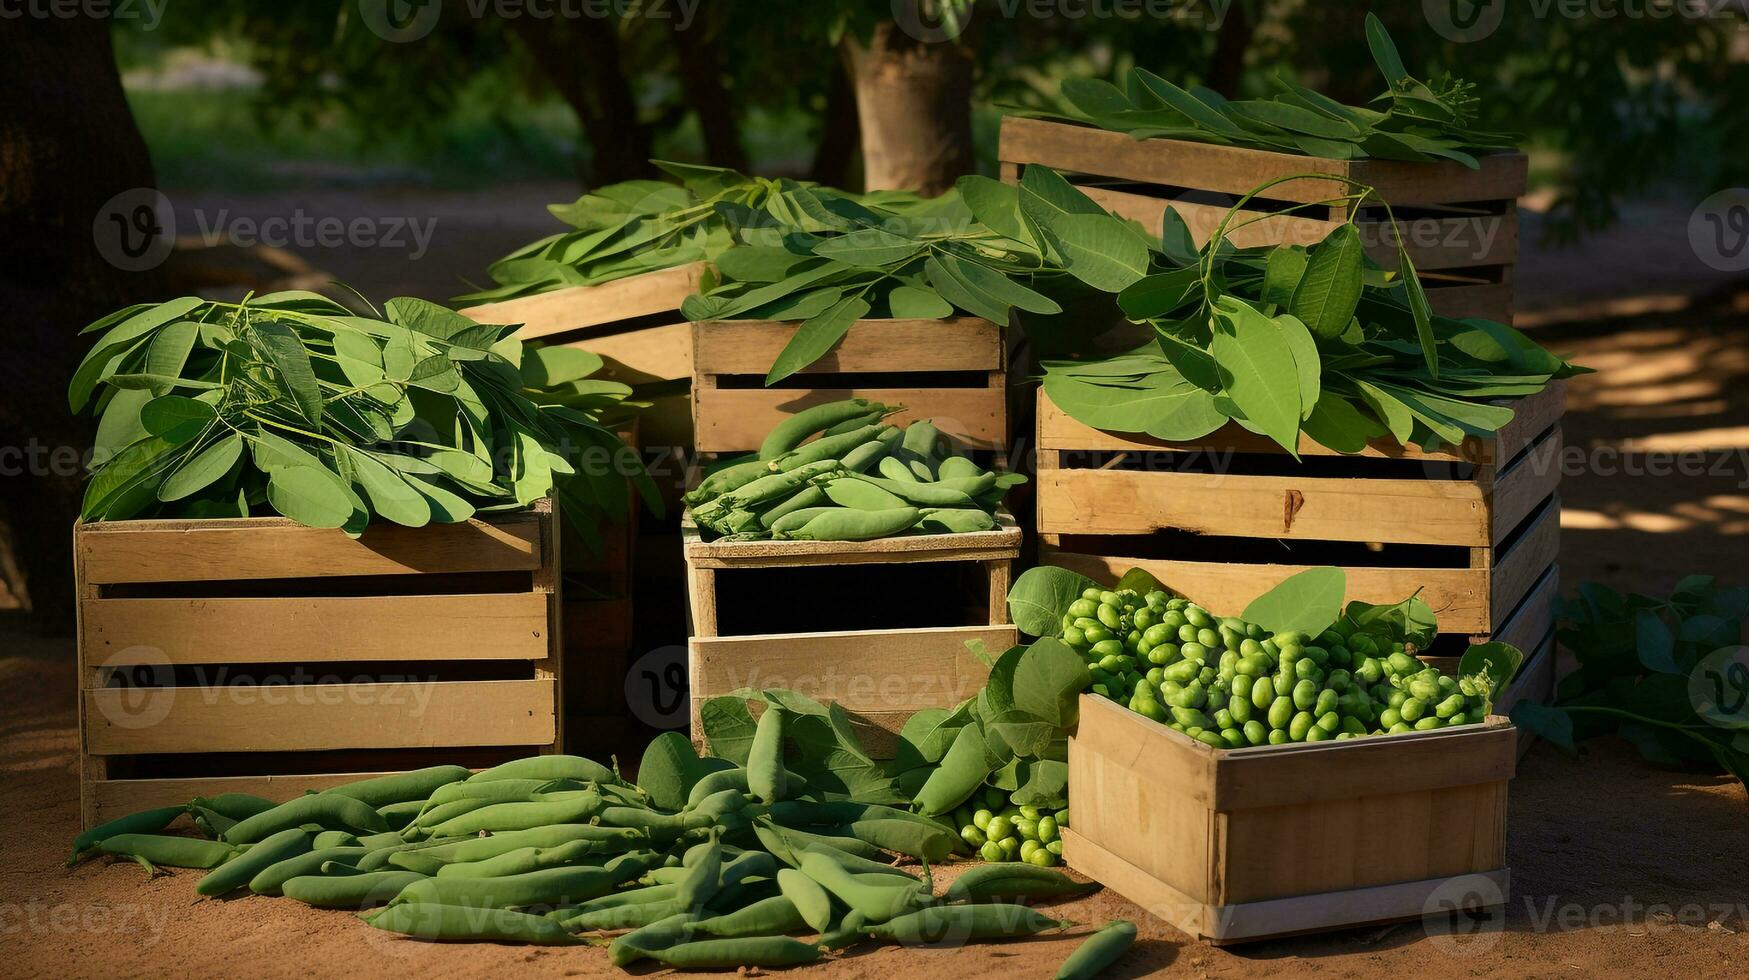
(1353, 378, 1416, 445)
(764, 294, 872, 386)
(884, 285, 954, 319)
(931, 252, 1062, 315)
(1009, 759, 1070, 808)
(1159, 207, 1200, 266)
(1398, 246, 1441, 378)
(252, 318, 324, 426)
(520, 346, 604, 388)
(347, 450, 432, 528)
(1634, 611, 1680, 674)
(636, 731, 700, 811)
(1262, 245, 1309, 311)
(1116, 566, 1167, 596)
(1209, 296, 1304, 455)
(142, 320, 199, 396)
(158, 432, 244, 502)
(70, 296, 204, 411)
(1274, 314, 1322, 421)
(811, 227, 923, 267)
(1046, 213, 1152, 292)
(956, 175, 1036, 249)
(1008, 565, 1100, 637)
(1365, 13, 1411, 87)
(1289, 224, 1364, 340)
(1459, 642, 1525, 706)
(139, 395, 216, 443)
(1302, 391, 1388, 453)
(1509, 701, 1576, 753)
(701, 696, 758, 765)
(265, 462, 354, 529)
(1242, 567, 1347, 639)
(1011, 638, 1092, 729)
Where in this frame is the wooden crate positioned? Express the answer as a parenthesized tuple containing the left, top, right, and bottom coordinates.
(999, 117, 1526, 323)
(1037, 382, 1565, 643)
(1064, 693, 1514, 944)
(74, 501, 562, 828)
(461, 263, 706, 447)
(562, 595, 635, 752)
(691, 316, 1008, 455)
(684, 516, 1022, 756)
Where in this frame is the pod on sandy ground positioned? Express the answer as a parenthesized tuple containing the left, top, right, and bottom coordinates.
(197, 828, 311, 897)
(866, 904, 1074, 944)
(282, 871, 427, 909)
(607, 912, 698, 968)
(249, 846, 368, 895)
(690, 895, 807, 939)
(1055, 921, 1138, 980)
(367, 902, 582, 946)
(442, 824, 646, 864)
(798, 852, 926, 924)
(646, 936, 823, 969)
(944, 864, 1101, 903)
(188, 793, 277, 821)
(97, 834, 235, 870)
(221, 794, 387, 844)
(69, 806, 187, 865)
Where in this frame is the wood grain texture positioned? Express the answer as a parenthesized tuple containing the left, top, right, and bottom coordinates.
(1488, 427, 1564, 545)
(459, 262, 706, 336)
(79, 594, 549, 667)
(83, 679, 556, 755)
(693, 317, 1003, 376)
(694, 386, 1008, 454)
(1041, 546, 1490, 635)
(682, 512, 1021, 569)
(556, 321, 692, 385)
(76, 503, 548, 585)
(1487, 499, 1559, 623)
(998, 117, 1529, 207)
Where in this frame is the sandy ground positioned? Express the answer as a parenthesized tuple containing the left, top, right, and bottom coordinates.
(4, 188, 1747, 976)
(4, 644, 1746, 979)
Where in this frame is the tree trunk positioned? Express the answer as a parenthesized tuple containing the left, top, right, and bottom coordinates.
(507, 17, 656, 185)
(668, 20, 747, 172)
(809, 66, 861, 189)
(840, 25, 975, 196)
(0, 16, 165, 633)
(1207, 2, 1254, 98)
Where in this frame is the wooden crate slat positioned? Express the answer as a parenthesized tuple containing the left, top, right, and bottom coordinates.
(1491, 564, 1560, 656)
(1036, 467, 1488, 546)
(1212, 867, 1510, 943)
(691, 625, 1011, 711)
(1060, 830, 1214, 937)
(87, 772, 414, 825)
(693, 317, 1002, 376)
(557, 321, 692, 385)
(694, 386, 1007, 454)
(683, 514, 1022, 569)
(1486, 499, 1560, 624)
(84, 679, 556, 755)
(77, 510, 546, 586)
(80, 593, 550, 668)
(1041, 546, 1489, 636)
(459, 262, 707, 337)
(1422, 279, 1514, 322)
(999, 117, 1530, 207)
(1488, 427, 1564, 545)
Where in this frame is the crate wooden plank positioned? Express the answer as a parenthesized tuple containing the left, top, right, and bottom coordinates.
(691, 625, 1010, 711)
(1424, 279, 1514, 322)
(80, 593, 550, 667)
(84, 679, 555, 755)
(683, 514, 1022, 569)
(694, 387, 1007, 454)
(459, 262, 707, 337)
(1488, 499, 1559, 618)
(1036, 468, 1488, 546)
(999, 117, 1530, 207)
(1210, 868, 1509, 944)
(77, 509, 546, 586)
(1041, 546, 1490, 636)
(1209, 720, 1516, 811)
(556, 321, 692, 385)
(87, 772, 411, 825)
(1492, 565, 1559, 656)
(1488, 427, 1563, 546)
(693, 317, 1002, 376)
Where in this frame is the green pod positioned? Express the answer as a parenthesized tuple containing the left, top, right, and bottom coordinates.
(757, 822, 886, 862)
(867, 903, 1073, 944)
(823, 410, 886, 436)
(818, 909, 871, 950)
(1055, 920, 1138, 980)
(357, 831, 407, 851)
(312, 830, 359, 849)
(879, 455, 921, 483)
(69, 805, 187, 865)
(914, 507, 996, 534)
(320, 765, 471, 808)
(719, 850, 778, 887)
(778, 506, 920, 542)
(354, 835, 473, 871)
(798, 851, 926, 924)
(422, 777, 565, 812)
(930, 473, 999, 497)
(748, 706, 788, 804)
(413, 798, 493, 831)
(768, 506, 842, 535)
(647, 936, 823, 969)
(368, 902, 582, 946)
(560, 898, 687, 933)
(395, 865, 621, 910)
(770, 424, 890, 472)
(467, 754, 620, 786)
(188, 793, 277, 822)
(375, 800, 424, 832)
(822, 477, 909, 511)
(595, 807, 691, 838)
(944, 863, 1101, 903)
(901, 420, 947, 460)
(757, 486, 829, 529)
(221, 793, 388, 844)
(936, 456, 984, 481)
(683, 457, 766, 506)
(425, 793, 604, 838)
(188, 805, 236, 840)
(840, 818, 959, 863)
(841, 427, 904, 473)
(435, 839, 608, 879)
(686, 768, 750, 808)
(446, 824, 647, 864)
(197, 828, 312, 897)
(98, 834, 235, 869)
(283, 870, 427, 910)
(776, 868, 834, 932)
(608, 912, 699, 968)
(690, 895, 807, 939)
(249, 846, 368, 895)
(845, 473, 976, 507)
(758, 399, 882, 460)
(913, 724, 997, 816)
(565, 882, 679, 916)
(675, 839, 723, 909)
(388, 852, 450, 877)
(794, 843, 917, 880)
(724, 459, 843, 508)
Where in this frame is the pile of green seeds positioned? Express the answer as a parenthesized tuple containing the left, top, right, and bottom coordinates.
(685, 398, 1024, 542)
(1061, 587, 1495, 746)
(69, 734, 1133, 974)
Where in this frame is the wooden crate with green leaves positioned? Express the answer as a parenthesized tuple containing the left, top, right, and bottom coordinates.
(1036, 382, 1564, 645)
(73, 501, 562, 827)
(460, 262, 706, 450)
(998, 118, 1525, 323)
